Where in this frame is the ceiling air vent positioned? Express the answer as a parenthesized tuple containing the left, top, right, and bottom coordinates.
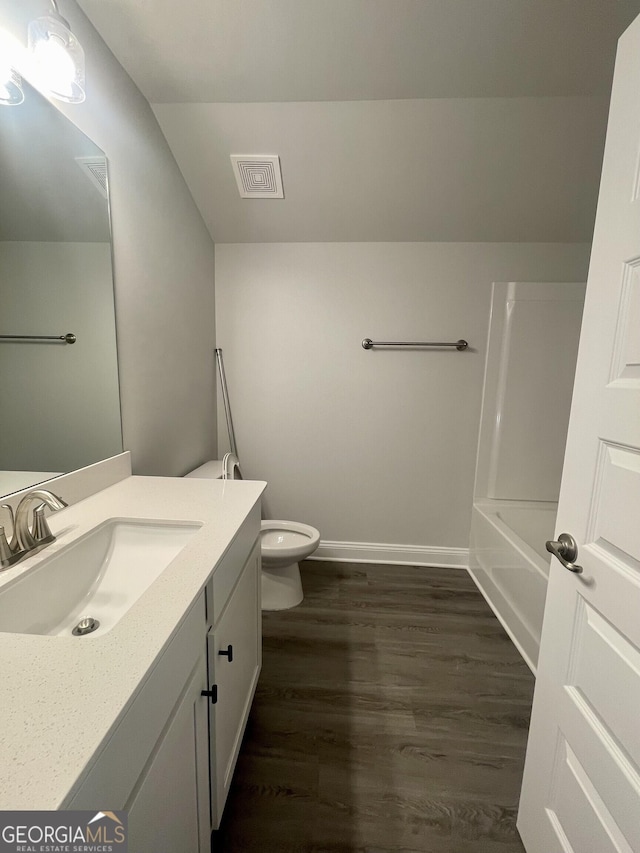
(75, 156, 109, 200)
(230, 155, 284, 199)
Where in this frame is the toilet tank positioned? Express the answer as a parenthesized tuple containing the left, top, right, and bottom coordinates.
(184, 461, 224, 480)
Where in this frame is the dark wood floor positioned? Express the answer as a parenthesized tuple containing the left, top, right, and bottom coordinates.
(215, 561, 534, 853)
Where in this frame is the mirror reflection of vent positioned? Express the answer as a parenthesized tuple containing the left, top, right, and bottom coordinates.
(75, 156, 109, 200)
(230, 155, 284, 198)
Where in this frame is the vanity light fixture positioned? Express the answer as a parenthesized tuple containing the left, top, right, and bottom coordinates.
(28, 0, 85, 104)
(0, 66, 24, 106)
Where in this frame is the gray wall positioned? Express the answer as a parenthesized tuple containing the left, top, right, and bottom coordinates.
(0, 0, 217, 476)
(215, 242, 591, 551)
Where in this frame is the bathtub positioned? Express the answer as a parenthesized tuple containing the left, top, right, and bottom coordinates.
(469, 500, 557, 674)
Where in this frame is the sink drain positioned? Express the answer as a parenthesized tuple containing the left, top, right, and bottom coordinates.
(72, 617, 100, 636)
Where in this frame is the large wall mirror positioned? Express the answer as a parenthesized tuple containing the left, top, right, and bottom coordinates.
(0, 80, 122, 497)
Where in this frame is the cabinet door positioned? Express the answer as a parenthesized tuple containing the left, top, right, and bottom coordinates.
(127, 654, 210, 853)
(208, 540, 261, 827)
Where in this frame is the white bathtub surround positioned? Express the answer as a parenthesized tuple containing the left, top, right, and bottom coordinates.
(0, 473, 265, 811)
(469, 281, 585, 671)
(215, 244, 590, 557)
(474, 281, 586, 503)
(493, 504, 557, 563)
(469, 500, 556, 672)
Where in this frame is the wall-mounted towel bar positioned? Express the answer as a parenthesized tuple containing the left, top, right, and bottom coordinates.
(0, 333, 76, 344)
(362, 338, 468, 351)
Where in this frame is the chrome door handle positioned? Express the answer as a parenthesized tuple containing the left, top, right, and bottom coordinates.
(546, 533, 582, 574)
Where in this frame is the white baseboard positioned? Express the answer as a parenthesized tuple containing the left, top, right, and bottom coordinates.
(308, 540, 469, 569)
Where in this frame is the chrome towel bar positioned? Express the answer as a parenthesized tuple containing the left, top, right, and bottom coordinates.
(0, 332, 76, 344)
(362, 338, 468, 351)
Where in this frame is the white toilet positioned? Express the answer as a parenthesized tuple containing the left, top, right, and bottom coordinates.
(185, 457, 320, 611)
(260, 519, 320, 611)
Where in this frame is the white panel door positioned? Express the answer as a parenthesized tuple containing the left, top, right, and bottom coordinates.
(517, 14, 640, 853)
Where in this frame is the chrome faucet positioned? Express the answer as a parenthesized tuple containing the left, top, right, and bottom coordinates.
(0, 490, 68, 569)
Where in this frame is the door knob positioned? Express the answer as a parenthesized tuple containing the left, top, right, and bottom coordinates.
(546, 533, 582, 574)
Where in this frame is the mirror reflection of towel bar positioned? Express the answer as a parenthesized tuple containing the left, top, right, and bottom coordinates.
(362, 338, 468, 351)
(0, 333, 76, 344)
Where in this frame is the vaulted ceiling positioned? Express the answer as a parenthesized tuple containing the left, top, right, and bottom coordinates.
(77, 0, 640, 242)
(77, 0, 640, 102)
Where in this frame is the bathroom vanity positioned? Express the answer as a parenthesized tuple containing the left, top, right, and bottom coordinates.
(0, 468, 265, 852)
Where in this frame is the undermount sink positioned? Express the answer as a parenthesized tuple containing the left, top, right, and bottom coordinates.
(0, 518, 202, 638)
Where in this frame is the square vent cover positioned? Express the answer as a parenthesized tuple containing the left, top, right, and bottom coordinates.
(230, 155, 284, 199)
(75, 156, 109, 200)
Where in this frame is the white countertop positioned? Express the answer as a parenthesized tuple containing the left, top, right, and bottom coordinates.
(0, 474, 266, 811)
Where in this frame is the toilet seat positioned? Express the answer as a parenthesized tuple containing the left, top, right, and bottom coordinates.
(260, 520, 320, 565)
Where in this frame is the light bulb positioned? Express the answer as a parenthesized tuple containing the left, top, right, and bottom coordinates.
(32, 33, 75, 98)
(28, 12, 85, 103)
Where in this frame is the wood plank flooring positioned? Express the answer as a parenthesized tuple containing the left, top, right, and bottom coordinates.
(215, 561, 534, 853)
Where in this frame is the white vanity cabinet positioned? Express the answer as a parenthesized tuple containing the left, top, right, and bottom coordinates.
(66, 509, 262, 853)
(127, 653, 210, 853)
(67, 592, 211, 850)
(205, 538, 261, 828)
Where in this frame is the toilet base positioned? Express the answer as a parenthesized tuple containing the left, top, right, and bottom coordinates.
(261, 562, 304, 611)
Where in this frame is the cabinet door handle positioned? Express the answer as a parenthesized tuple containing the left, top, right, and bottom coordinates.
(218, 644, 233, 662)
(201, 685, 218, 704)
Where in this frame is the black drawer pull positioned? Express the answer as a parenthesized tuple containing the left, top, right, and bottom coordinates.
(218, 644, 233, 662)
(201, 685, 218, 704)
